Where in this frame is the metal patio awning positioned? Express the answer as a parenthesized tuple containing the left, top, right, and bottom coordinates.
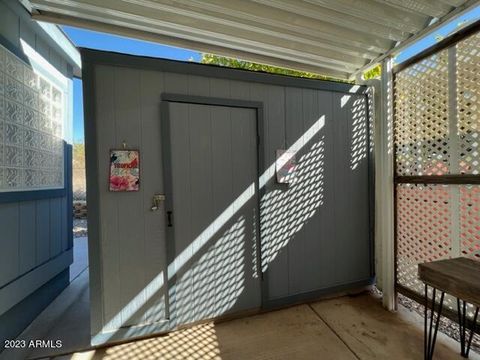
(21, 0, 480, 80)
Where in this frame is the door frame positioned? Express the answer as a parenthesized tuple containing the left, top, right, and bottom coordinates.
(160, 93, 265, 324)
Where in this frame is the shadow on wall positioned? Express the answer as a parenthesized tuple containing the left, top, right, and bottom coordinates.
(350, 97, 368, 170)
(261, 95, 367, 272)
(170, 216, 248, 326)
(261, 135, 326, 270)
(95, 91, 368, 344)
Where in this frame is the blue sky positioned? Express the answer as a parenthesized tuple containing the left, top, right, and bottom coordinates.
(395, 5, 480, 63)
(63, 5, 480, 143)
(63, 26, 201, 143)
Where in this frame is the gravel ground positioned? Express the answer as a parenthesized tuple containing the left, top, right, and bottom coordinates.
(398, 293, 480, 355)
(73, 218, 88, 238)
(373, 286, 480, 354)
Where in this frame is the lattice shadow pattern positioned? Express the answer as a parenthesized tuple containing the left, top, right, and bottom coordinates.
(260, 136, 325, 271)
(169, 216, 247, 327)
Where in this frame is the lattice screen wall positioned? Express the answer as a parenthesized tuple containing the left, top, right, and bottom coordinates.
(394, 30, 480, 300)
(457, 31, 480, 175)
(395, 50, 449, 176)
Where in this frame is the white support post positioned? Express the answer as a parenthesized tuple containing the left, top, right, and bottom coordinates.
(448, 46, 461, 259)
(377, 57, 396, 311)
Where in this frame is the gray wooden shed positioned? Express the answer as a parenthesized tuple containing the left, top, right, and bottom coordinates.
(81, 49, 373, 345)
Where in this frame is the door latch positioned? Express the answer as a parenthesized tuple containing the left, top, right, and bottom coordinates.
(150, 194, 165, 211)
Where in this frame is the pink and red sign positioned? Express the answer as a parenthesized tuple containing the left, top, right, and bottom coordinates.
(109, 150, 140, 192)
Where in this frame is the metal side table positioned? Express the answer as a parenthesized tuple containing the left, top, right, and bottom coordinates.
(419, 257, 480, 360)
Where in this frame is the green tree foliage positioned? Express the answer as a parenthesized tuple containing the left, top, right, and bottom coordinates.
(362, 64, 381, 80)
(73, 143, 85, 169)
(201, 53, 349, 83)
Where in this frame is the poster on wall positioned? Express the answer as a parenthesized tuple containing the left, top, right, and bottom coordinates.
(109, 150, 140, 192)
(276, 149, 296, 184)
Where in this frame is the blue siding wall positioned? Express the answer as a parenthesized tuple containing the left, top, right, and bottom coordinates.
(0, 0, 74, 349)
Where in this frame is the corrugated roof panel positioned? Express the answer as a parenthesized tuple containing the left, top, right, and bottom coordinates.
(376, 0, 453, 18)
(27, 0, 475, 80)
(247, 0, 411, 41)
(299, 0, 431, 33)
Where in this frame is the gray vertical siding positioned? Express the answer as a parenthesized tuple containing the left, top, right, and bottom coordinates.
(0, 0, 74, 348)
(332, 93, 371, 284)
(83, 49, 373, 344)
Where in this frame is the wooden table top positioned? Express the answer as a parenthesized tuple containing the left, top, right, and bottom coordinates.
(418, 257, 480, 307)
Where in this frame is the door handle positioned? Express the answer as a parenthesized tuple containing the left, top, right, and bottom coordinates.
(167, 211, 173, 227)
(150, 194, 165, 211)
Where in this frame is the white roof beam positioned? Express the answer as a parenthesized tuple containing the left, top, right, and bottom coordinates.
(143, 0, 383, 58)
(184, 0, 409, 43)
(119, 0, 381, 60)
(31, 0, 373, 67)
(375, 0, 453, 18)
(43, 0, 391, 54)
(438, 0, 468, 7)
(31, 0, 365, 72)
(296, 0, 430, 34)
(32, 11, 351, 80)
(28, 0, 475, 82)
(251, 0, 412, 42)
(32, 10, 357, 75)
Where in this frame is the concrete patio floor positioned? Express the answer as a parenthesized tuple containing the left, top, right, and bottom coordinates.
(1, 237, 478, 360)
(10, 289, 480, 359)
(52, 293, 478, 360)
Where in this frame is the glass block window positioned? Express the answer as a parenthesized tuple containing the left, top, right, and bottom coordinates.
(0, 43, 65, 191)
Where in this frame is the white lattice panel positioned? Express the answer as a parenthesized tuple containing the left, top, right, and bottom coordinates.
(396, 184, 452, 294)
(457, 31, 480, 174)
(460, 185, 480, 260)
(394, 50, 449, 176)
(0, 43, 64, 191)
(395, 32, 480, 315)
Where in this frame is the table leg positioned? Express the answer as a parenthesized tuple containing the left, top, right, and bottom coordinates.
(457, 298, 479, 358)
(424, 284, 445, 360)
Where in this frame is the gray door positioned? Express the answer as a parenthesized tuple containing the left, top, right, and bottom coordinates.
(163, 102, 261, 328)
